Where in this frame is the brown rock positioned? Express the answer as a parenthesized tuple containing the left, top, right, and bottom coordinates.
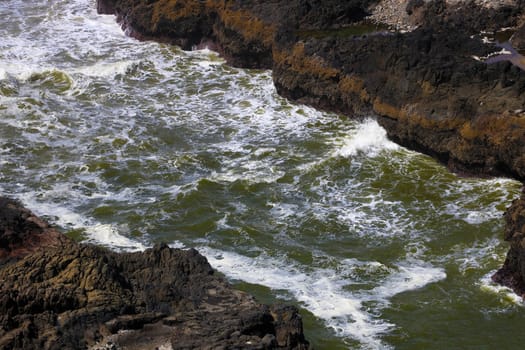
(493, 189, 525, 296)
(0, 197, 71, 264)
(0, 198, 309, 349)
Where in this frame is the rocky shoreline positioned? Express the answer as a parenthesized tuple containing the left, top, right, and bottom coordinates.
(94, 0, 525, 294)
(0, 198, 309, 349)
(94, 0, 525, 179)
(3, 0, 525, 348)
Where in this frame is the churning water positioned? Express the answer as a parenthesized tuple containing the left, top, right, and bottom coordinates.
(1, 1, 524, 349)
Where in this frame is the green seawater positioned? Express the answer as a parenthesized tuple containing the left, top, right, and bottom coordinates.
(1, 1, 524, 349)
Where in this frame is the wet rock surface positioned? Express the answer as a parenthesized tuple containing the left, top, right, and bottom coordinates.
(0, 198, 309, 350)
(493, 189, 525, 296)
(0, 197, 70, 263)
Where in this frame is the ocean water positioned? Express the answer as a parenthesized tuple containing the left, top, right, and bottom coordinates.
(1, 1, 524, 349)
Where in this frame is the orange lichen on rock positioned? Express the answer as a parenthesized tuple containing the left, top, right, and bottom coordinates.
(459, 113, 525, 146)
(274, 43, 339, 80)
(372, 97, 404, 120)
(420, 80, 435, 97)
(374, 97, 467, 130)
(151, 0, 203, 28)
(339, 75, 370, 103)
(206, 0, 275, 45)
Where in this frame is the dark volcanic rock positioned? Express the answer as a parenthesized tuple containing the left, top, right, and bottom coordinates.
(493, 189, 525, 296)
(511, 22, 525, 52)
(96, 0, 382, 68)
(272, 1, 525, 181)
(0, 197, 70, 263)
(0, 198, 309, 350)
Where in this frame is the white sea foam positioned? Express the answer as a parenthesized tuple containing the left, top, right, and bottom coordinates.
(17, 192, 146, 251)
(333, 119, 399, 158)
(480, 272, 523, 305)
(168, 241, 186, 249)
(0, 68, 7, 80)
(198, 247, 445, 348)
(84, 224, 147, 251)
(210, 160, 285, 184)
(444, 177, 520, 225)
(449, 238, 503, 275)
(371, 264, 446, 301)
(71, 60, 139, 78)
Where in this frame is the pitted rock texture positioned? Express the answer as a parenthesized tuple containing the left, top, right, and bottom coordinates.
(0, 198, 309, 350)
(0, 197, 70, 263)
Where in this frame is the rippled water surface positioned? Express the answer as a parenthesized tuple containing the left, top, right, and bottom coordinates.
(1, 1, 524, 349)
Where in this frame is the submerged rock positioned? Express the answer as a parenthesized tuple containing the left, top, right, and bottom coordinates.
(0, 197, 309, 349)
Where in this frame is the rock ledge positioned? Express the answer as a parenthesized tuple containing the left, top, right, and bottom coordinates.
(0, 197, 309, 350)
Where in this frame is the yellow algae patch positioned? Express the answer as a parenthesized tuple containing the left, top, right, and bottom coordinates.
(373, 97, 403, 120)
(373, 97, 467, 130)
(420, 80, 435, 97)
(459, 122, 479, 141)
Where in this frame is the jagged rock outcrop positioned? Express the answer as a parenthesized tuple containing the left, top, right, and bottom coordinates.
(0, 197, 309, 350)
(96, 0, 525, 296)
(492, 189, 525, 296)
(96, 0, 384, 68)
(273, 0, 525, 180)
(0, 197, 70, 263)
